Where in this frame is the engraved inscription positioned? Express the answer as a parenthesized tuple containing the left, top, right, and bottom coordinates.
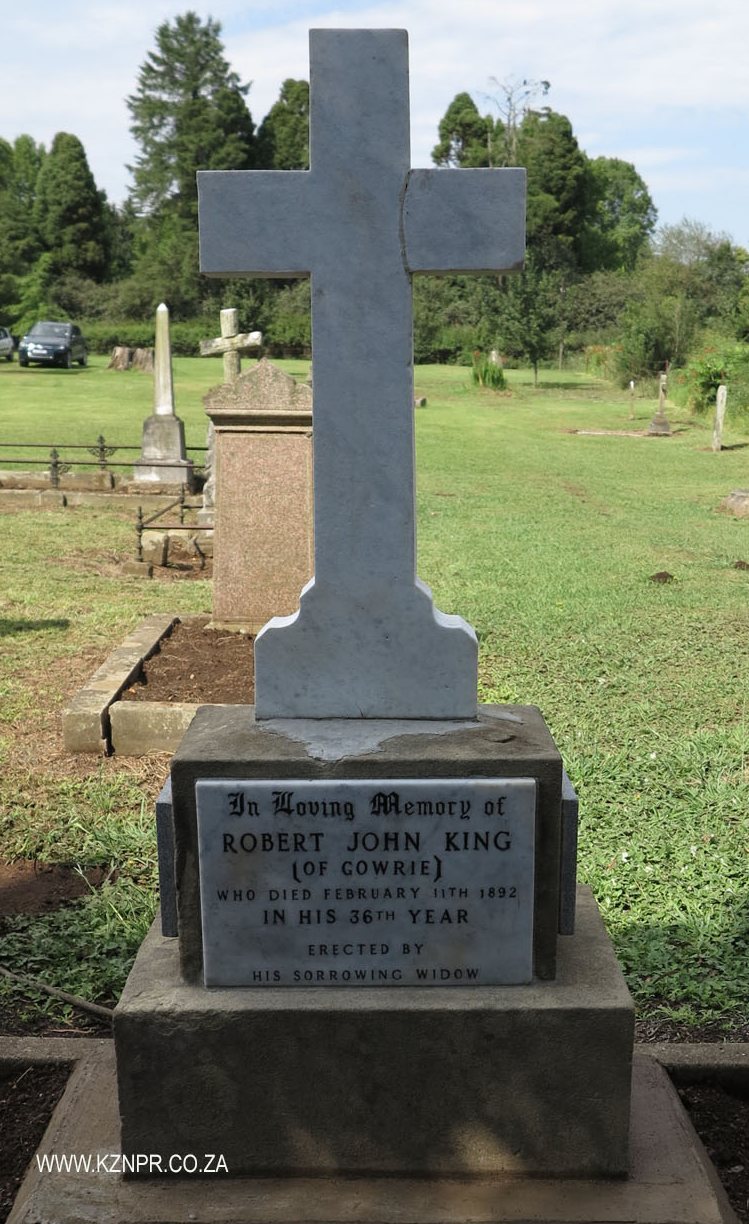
(196, 778, 535, 987)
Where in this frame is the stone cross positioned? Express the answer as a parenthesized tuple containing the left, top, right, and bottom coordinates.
(199, 309, 261, 521)
(198, 30, 525, 719)
(712, 384, 728, 452)
(199, 308, 261, 385)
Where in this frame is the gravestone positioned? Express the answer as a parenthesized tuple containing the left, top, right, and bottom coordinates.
(712, 383, 728, 452)
(648, 371, 671, 436)
(114, 27, 635, 1182)
(198, 307, 262, 525)
(198, 32, 524, 719)
(18, 28, 725, 1224)
(204, 358, 313, 632)
(133, 303, 194, 488)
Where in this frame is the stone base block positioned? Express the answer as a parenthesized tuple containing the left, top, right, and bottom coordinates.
(720, 489, 749, 517)
(8, 1047, 738, 1224)
(114, 888, 633, 1178)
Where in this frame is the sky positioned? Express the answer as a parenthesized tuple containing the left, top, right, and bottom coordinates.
(1, 0, 748, 248)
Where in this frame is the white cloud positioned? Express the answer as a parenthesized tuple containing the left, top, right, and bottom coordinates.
(0, 0, 747, 242)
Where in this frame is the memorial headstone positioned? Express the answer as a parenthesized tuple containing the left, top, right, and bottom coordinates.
(712, 383, 728, 452)
(114, 28, 632, 1183)
(648, 371, 671, 436)
(204, 358, 313, 632)
(132, 303, 194, 488)
(76, 29, 735, 1224)
(198, 307, 262, 526)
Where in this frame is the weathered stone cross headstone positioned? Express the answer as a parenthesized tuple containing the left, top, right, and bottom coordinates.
(199, 307, 261, 384)
(199, 30, 525, 719)
(198, 308, 262, 522)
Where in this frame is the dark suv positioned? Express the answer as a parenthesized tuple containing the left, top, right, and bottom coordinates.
(18, 321, 88, 368)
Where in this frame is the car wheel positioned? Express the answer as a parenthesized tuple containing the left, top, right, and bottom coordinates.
(5, 353, 12, 362)
(79, 352, 88, 367)
(19, 356, 28, 367)
(64, 351, 72, 369)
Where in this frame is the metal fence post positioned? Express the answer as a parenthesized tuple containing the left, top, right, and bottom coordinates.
(49, 448, 60, 489)
(136, 506, 144, 563)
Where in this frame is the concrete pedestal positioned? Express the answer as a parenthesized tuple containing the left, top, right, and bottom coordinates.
(133, 414, 194, 488)
(115, 887, 633, 1178)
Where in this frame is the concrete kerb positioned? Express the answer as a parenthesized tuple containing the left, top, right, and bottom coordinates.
(62, 614, 180, 754)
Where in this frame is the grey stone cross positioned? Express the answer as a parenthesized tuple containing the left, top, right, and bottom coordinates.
(199, 307, 261, 385)
(198, 29, 525, 719)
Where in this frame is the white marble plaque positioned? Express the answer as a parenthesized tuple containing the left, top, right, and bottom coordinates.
(197, 778, 535, 988)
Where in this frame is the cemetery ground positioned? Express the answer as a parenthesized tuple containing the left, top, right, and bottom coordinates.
(0, 357, 748, 1217)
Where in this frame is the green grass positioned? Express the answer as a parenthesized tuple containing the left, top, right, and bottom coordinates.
(0, 355, 310, 457)
(1, 360, 748, 1028)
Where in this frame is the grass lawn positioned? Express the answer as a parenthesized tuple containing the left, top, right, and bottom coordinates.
(0, 358, 747, 1029)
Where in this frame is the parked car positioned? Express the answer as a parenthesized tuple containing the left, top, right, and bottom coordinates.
(0, 326, 13, 362)
(18, 321, 88, 368)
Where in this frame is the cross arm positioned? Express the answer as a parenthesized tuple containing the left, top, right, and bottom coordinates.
(199, 332, 262, 357)
(402, 167, 526, 274)
(198, 171, 313, 278)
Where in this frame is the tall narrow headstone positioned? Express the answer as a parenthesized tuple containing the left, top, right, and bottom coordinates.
(712, 383, 728, 452)
(133, 303, 194, 488)
(648, 371, 671, 436)
(198, 29, 525, 719)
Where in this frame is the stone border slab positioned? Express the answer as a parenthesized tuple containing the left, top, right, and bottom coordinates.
(110, 700, 200, 756)
(62, 614, 179, 754)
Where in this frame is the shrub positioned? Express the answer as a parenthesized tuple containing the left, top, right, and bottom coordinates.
(471, 352, 506, 390)
(677, 342, 749, 422)
(81, 319, 212, 356)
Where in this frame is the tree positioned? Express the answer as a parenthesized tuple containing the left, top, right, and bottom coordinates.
(125, 12, 259, 317)
(432, 93, 500, 167)
(258, 79, 309, 169)
(127, 12, 257, 221)
(498, 258, 562, 383)
(579, 157, 656, 272)
(32, 133, 109, 281)
(0, 135, 46, 276)
(514, 109, 588, 271)
(485, 76, 550, 165)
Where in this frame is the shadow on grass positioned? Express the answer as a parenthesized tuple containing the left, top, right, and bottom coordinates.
(17, 367, 90, 375)
(0, 618, 70, 637)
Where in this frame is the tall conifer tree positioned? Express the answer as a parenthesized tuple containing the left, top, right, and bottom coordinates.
(33, 132, 109, 280)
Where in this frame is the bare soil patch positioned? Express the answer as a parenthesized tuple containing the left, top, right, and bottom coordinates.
(0, 862, 107, 916)
(121, 616, 254, 704)
(0, 1064, 71, 1223)
(679, 1083, 749, 1222)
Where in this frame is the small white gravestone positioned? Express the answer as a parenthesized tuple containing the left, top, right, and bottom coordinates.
(712, 384, 728, 452)
(198, 31, 525, 718)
